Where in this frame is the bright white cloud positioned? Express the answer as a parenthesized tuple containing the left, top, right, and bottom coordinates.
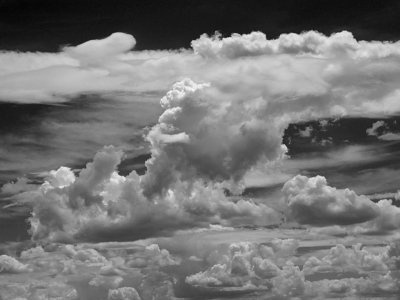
(0, 30, 399, 123)
(282, 175, 379, 225)
(191, 31, 400, 59)
(24, 144, 281, 243)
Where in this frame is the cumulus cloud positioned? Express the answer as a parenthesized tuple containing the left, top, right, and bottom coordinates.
(142, 78, 285, 196)
(191, 30, 400, 59)
(23, 143, 281, 243)
(282, 174, 400, 235)
(5, 30, 400, 298)
(64, 32, 136, 67)
(185, 239, 300, 290)
(302, 243, 389, 275)
(0, 255, 29, 273)
(282, 175, 379, 226)
(366, 120, 400, 140)
(184, 239, 400, 298)
(0, 29, 399, 122)
(0, 242, 181, 300)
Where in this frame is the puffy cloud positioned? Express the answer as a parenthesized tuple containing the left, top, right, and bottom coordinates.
(366, 120, 400, 140)
(65, 32, 136, 66)
(0, 242, 179, 300)
(366, 120, 386, 136)
(0, 29, 399, 123)
(47, 167, 76, 188)
(0, 255, 29, 273)
(302, 243, 389, 275)
(282, 175, 379, 226)
(142, 78, 285, 196)
(298, 125, 313, 137)
(360, 199, 400, 234)
(281, 174, 400, 234)
(13, 76, 290, 242)
(108, 287, 141, 300)
(26, 144, 281, 242)
(185, 239, 300, 289)
(62, 245, 108, 265)
(191, 30, 400, 59)
(184, 238, 400, 298)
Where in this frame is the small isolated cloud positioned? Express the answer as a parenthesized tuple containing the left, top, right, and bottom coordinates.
(298, 125, 313, 137)
(366, 120, 400, 141)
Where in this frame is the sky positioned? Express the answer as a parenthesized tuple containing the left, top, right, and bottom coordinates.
(2, 1, 400, 299)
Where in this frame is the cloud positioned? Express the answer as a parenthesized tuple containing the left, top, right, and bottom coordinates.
(185, 239, 301, 290)
(64, 32, 136, 67)
(298, 125, 313, 137)
(282, 175, 379, 226)
(366, 120, 400, 140)
(0, 241, 179, 300)
(282, 174, 400, 235)
(0, 30, 398, 121)
(5, 30, 400, 298)
(108, 287, 141, 300)
(22, 144, 281, 243)
(366, 120, 386, 136)
(0, 96, 161, 187)
(184, 239, 400, 298)
(4, 30, 400, 186)
(142, 78, 285, 196)
(0, 255, 29, 273)
(302, 243, 389, 275)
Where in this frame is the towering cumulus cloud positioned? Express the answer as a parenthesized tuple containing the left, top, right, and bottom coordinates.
(6, 30, 400, 300)
(6, 30, 400, 242)
(28, 100, 282, 242)
(142, 78, 284, 196)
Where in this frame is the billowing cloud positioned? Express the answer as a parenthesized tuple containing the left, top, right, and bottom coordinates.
(191, 31, 400, 59)
(282, 175, 379, 226)
(184, 239, 400, 298)
(0, 242, 178, 300)
(0, 255, 29, 273)
(108, 287, 141, 300)
(282, 174, 400, 235)
(5, 28, 400, 300)
(142, 78, 285, 196)
(23, 144, 281, 243)
(0, 30, 399, 123)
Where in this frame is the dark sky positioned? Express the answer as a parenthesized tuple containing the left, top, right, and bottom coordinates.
(1, 0, 400, 51)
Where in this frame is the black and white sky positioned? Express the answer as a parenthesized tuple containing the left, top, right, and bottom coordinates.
(2, 1, 400, 299)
